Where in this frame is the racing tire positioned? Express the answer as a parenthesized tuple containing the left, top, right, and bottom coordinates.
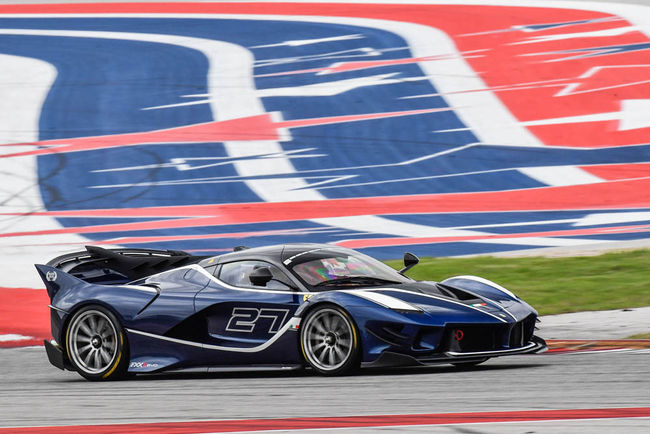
(66, 305, 129, 381)
(300, 305, 360, 375)
(451, 358, 489, 369)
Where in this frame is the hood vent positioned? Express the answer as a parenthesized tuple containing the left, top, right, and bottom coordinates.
(428, 283, 485, 306)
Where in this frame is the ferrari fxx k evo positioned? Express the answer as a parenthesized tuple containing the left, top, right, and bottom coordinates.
(36, 244, 546, 380)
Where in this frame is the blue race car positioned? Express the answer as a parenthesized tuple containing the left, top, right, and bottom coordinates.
(36, 244, 546, 380)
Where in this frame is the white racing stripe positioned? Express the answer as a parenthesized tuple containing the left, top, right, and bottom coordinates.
(445, 275, 518, 299)
(343, 289, 422, 311)
(126, 316, 301, 353)
(366, 287, 510, 323)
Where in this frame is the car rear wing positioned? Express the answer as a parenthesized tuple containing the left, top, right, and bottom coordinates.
(42, 246, 211, 286)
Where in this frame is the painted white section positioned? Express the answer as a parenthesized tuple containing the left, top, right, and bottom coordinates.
(257, 73, 403, 97)
(555, 65, 650, 97)
(343, 289, 422, 311)
(0, 54, 53, 145)
(0, 54, 55, 218)
(257, 46, 386, 68)
(574, 211, 650, 227)
(519, 166, 604, 186)
(512, 26, 640, 44)
(251, 33, 363, 48)
(144, 71, 413, 109)
(440, 99, 650, 133)
(0, 54, 92, 287)
(93, 148, 325, 173)
(619, 99, 650, 131)
(0, 334, 34, 342)
(516, 99, 650, 131)
(474, 236, 607, 247)
(315, 216, 488, 238)
(453, 217, 579, 230)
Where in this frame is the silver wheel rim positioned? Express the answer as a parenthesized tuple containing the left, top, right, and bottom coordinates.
(68, 309, 118, 375)
(302, 308, 353, 371)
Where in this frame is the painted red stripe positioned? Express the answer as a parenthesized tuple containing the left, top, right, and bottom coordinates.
(51, 223, 650, 248)
(89, 227, 330, 245)
(0, 288, 50, 347)
(1, 408, 649, 433)
(275, 107, 450, 128)
(580, 163, 650, 181)
(0, 115, 279, 159)
(0, 108, 447, 159)
(0, 217, 220, 239)
(1, 179, 649, 240)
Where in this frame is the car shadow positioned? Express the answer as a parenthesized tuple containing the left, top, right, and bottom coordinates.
(117, 360, 547, 382)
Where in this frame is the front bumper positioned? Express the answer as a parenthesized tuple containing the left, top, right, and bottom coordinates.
(362, 335, 547, 368)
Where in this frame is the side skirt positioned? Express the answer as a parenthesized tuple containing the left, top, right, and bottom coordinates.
(139, 364, 304, 375)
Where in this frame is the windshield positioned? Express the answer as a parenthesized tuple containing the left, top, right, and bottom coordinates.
(288, 251, 410, 290)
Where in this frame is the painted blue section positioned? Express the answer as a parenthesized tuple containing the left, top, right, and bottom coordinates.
(1, 17, 649, 259)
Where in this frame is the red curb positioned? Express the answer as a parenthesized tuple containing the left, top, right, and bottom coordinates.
(1, 407, 649, 433)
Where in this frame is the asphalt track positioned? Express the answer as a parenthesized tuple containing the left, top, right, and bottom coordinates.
(0, 347, 648, 431)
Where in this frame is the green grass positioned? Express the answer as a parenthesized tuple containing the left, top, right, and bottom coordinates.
(627, 332, 650, 339)
(385, 249, 650, 316)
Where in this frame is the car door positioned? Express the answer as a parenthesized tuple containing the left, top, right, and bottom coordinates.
(193, 260, 302, 365)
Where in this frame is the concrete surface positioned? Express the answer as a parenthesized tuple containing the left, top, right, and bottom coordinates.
(0, 347, 648, 429)
(539, 306, 650, 340)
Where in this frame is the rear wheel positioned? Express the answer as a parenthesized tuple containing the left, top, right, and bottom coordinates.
(300, 305, 360, 375)
(66, 305, 129, 381)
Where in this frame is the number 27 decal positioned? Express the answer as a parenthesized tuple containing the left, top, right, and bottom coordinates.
(226, 307, 289, 334)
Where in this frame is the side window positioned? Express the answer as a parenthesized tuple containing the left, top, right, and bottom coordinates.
(218, 261, 294, 290)
(203, 264, 219, 276)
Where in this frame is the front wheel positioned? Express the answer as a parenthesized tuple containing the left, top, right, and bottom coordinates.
(300, 305, 360, 375)
(66, 305, 129, 381)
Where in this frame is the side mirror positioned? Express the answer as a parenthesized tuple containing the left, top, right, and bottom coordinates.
(249, 266, 273, 286)
(399, 252, 419, 274)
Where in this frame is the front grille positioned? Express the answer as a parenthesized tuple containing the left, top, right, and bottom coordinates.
(509, 321, 524, 348)
(441, 324, 509, 353)
(440, 315, 538, 354)
(509, 314, 536, 348)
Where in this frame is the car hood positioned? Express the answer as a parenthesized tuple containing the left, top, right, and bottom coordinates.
(345, 281, 533, 324)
